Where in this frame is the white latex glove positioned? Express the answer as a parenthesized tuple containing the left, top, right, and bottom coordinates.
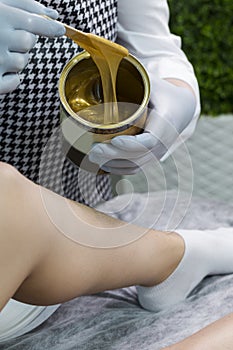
(88, 78, 197, 175)
(0, 0, 65, 94)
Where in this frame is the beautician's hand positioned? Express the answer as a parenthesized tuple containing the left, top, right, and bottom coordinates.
(89, 77, 196, 175)
(0, 0, 65, 94)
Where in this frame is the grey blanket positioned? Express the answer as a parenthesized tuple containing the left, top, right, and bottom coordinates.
(2, 191, 233, 350)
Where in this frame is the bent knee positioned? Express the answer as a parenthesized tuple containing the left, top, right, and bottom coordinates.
(0, 162, 20, 183)
(0, 163, 47, 259)
(0, 162, 27, 208)
(0, 162, 29, 190)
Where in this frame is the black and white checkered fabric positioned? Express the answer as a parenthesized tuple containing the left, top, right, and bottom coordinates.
(0, 0, 118, 206)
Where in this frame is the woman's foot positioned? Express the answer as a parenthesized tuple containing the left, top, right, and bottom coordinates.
(137, 228, 233, 312)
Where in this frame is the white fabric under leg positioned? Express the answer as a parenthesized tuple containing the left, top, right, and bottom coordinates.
(0, 299, 60, 343)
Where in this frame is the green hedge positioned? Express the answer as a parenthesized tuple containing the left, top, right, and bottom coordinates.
(168, 0, 233, 115)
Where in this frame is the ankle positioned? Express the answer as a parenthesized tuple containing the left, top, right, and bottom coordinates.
(143, 231, 185, 287)
(163, 231, 185, 280)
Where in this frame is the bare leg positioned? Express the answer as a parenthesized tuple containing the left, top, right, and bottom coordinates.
(0, 162, 184, 308)
(163, 312, 233, 350)
(2, 162, 233, 350)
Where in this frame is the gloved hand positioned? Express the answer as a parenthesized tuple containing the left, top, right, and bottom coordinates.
(88, 77, 197, 175)
(0, 0, 65, 94)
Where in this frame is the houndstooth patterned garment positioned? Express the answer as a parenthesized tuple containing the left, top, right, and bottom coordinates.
(0, 0, 118, 206)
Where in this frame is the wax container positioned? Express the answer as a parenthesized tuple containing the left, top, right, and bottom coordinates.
(59, 51, 150, 173)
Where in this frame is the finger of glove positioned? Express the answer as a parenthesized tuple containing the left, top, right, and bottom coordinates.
(110, 110, 179, 152)
(2, 52, 30, 72)
(2, 6, 65, 37)
(144, 109, 181, 150)
(111, 133, 157, 152)
(89, 145, 154, 168)
(0, 73, 20, 94)
(111, 131, 169, 160)
(101, 165, 140, 175)
(150, 78, 196, 133)
(13, 12, 65, 37)
(8, 30, 37, 53)
(102, 159, 141, 169)
(1, 0, 59, 19)
(89, 142, 147, 163)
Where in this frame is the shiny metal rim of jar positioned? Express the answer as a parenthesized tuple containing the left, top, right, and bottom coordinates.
(58, 50, 150, 131)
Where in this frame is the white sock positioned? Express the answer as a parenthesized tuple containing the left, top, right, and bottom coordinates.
(137, 228, 233, 312)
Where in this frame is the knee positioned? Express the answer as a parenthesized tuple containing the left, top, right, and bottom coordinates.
(0, 162, 20, 182)
(0, 162, 40, 249)
(0, 162, 24, 205)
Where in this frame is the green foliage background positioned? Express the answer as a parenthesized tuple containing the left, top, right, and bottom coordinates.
(168, 0, 233, 115)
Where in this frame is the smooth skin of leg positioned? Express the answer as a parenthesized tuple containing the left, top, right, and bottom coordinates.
(0, 161, 184, 308)
(1, 161, 233, 350)
(163, 312, 233, 350)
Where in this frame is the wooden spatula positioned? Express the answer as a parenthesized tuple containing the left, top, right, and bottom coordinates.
(43, 15, 128, 57)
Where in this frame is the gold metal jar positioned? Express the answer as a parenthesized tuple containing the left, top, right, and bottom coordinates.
(59, 50, 150, 173)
